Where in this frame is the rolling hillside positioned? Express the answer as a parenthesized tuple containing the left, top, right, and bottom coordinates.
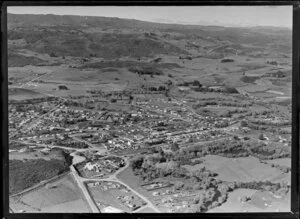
(7, 13, 292, 61)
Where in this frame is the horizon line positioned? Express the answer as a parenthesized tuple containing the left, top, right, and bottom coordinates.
(7, 12, 293, 29)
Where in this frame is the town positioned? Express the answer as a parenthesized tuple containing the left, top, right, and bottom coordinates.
(8, 10, 292, 214)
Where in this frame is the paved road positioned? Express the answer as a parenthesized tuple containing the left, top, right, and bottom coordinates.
(72, 157, 161, 213)
(20, 139, 159, 213)
(70, 165, 100, 213)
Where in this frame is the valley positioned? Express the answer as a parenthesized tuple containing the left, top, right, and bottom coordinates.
(8, 12, 292, 213)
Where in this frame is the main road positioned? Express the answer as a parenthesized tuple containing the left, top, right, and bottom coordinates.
(70, 165, 100, 213)
(69, 157, 160, 213)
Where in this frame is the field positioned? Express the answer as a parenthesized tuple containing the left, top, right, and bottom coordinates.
(87, 181, 146, 212)
(116, 166, 194, 212)
(264, 158, 291, 168)
(10, 173, 91, 213)
(9, 88, 46, 100)
(194, 155, 288, 183)
(208, 189, 290, 212)
(116, 167, 149, 198)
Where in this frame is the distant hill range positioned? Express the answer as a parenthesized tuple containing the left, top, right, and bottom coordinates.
(7, 13, 292, 60)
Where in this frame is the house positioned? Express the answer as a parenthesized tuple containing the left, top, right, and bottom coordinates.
(102, 206, 124, 213)
(84, 162, 101, 171)
(152, 191, 160, 196)
(41, 148, 51, 153)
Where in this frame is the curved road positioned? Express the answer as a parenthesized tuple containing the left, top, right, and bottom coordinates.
(70, 157, 160, 213)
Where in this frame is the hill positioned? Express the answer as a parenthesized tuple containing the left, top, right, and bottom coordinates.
(7, 13, 291, 60)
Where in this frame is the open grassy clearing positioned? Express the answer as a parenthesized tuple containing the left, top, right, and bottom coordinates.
(208, 188, 290, 212)
(9, 88, 47, 101)
(39, 199, 91, 213)
(87, 186, 128, 212)
(116, 166, 154, 200)
(264, 158, 291, 168)
(199, 155, 286, 183)
(10, 173, 91, 213)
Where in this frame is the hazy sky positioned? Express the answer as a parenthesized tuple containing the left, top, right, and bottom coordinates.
(8, 6, 292, 28)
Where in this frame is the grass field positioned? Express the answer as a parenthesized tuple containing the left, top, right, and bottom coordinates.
(87, 182, 145, 212)
(264, 158, 291, 168)
(9, 88, 46, 100)
(200, 155, 285, 182)
(10, 173, 91, 213)
(208, 188, 290, 212)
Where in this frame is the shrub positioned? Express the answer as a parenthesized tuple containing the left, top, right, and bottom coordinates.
(128, 66, 163, 76)
(58, 85, 68, 90)
(241, 120, 248, 127)
(171, 142, 179, 152)
(49, 52, 57, 57)
(221, 58, 234, 63)
(224, 87, 239, 94)
(258, 133, 265, 140)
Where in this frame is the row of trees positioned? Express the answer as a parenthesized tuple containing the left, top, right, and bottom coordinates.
(128, 66, 164, 76)
(246, 122, 289, 134)
(193, 100, 250, 108)
(194, 86, 239, 94)
(249, 119, 291, 126)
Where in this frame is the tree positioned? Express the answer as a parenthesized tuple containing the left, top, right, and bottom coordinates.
(58, 85, 68, 90)
(240, 120, 248, 127)
(258, 133, 265, 140)
(174, 181, 184, 190)
(155, 146, 164, 156)
(130, 156, 144, 170)
(158, 86, 166, 91)
(167, 80, 173, 86)
(49, 52, 59, 57)
(193, 80, 202, 87)
(171, 142, 179, 152)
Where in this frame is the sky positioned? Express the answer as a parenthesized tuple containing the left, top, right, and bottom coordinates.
(7, 6, 292, 28)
